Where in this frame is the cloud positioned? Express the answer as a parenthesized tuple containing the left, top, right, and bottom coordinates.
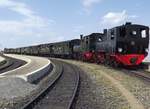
(82, 0, 102, 8)
(81, 0, 102, 13)
(101, 10, 138, 26)
(0, 0, 34, 17)
(0, 0, 56, 48)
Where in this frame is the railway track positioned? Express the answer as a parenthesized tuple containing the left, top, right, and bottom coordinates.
(128, 70, 150, 82)
(21, 59, 80, 109)
(0, 55, 26, 73)
(120, 67, 150, 82)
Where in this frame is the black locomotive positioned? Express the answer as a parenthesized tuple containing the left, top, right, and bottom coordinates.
(4, 22, 149, 66)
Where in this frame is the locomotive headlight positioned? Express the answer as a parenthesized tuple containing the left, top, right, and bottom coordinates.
(118, 48, 123, 52)
(145, 48, 149, 52)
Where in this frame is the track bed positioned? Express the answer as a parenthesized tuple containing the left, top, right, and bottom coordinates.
(21, 59, 80, 109)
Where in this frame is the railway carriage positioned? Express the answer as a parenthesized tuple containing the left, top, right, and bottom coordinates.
(38, 44, 51, 56)
(52, 41, 71, 58)
(20, 47, 26, 54)
(7, 48, 15, 54)
(23, 47, 31, 55)
(16, 48, 21, 54)
(30, 46, 40, 56)
(4, 48, 11, 54)
(52, 39, 80, 58)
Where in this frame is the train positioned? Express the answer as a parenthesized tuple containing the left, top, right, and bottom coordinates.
(4, 22, 149, 67)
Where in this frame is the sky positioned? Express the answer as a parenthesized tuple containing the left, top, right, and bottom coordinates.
(0, 0, 149, 50)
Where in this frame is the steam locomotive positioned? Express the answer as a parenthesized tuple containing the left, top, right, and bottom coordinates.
(4, 22, 149, 67)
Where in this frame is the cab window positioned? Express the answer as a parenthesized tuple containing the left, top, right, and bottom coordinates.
(141, 30, 146, 38)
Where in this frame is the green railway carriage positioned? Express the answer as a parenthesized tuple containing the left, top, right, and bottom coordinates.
(38, 44, 51, 56)
(51, 39, 80, 58)
(30, 46, 39, 56)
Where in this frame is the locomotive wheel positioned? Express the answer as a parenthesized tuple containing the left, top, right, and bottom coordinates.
(94, 56, 100, 64)
(104, 59, 110, 66)
(113, 61, 122, 68)
(96, 60, 100, 64)
(109, 59, 114, 67)
(112, 60, 119, 68)
(81, 55, 86, 62)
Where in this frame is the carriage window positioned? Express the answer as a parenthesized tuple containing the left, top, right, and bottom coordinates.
(141, 30, 146, 38)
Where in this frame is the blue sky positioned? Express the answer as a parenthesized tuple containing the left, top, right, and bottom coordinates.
(0, 0, 149, 49)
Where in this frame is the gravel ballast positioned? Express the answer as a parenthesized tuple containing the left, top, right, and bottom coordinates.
(0, 77, 36, 99)
(73, 68, 130, 109)
(0, 77, 37, 108)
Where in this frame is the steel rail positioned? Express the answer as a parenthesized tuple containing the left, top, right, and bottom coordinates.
(21, 60, 63, 109)
(21, 59, 80, 109)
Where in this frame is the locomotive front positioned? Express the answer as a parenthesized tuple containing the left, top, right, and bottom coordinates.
(114, 22, 149, 66)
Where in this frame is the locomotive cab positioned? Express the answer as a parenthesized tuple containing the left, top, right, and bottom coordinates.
(112, 22, 149, 65)
(80, 33, 104, 61)
(81, 33, 104, 52)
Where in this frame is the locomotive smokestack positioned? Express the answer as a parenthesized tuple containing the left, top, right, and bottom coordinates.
(104, 29, 107, 35)
(80, 34, 83, 39)
(125, 22, 132, 25)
